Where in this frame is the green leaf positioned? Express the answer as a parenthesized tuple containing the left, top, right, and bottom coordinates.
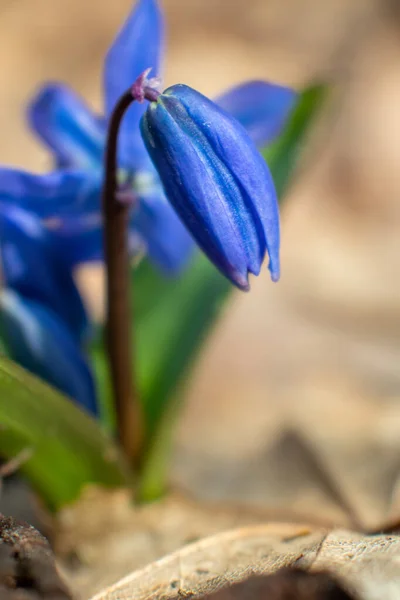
(135, 255, 230, 436)
(0, 336, 10, 357)
(264, 85, 326, 197)
(0, 356, 132, 510)
(133, 256, 231, 500)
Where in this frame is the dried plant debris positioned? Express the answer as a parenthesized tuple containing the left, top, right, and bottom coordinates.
(0, 452, 52, 540)
(0, 515, 71, 600)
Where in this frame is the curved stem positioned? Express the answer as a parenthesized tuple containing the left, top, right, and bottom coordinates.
(102, 90, 143, 467)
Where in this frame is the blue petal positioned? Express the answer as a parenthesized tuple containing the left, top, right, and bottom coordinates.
(141, 103, 249, 288)
(27, 84, 106, 169)
(215, 81, 296, 148)
(0, 167, 104, 267)
(141, 85, 280, 288)
(0, 167, 101, 221)
(0, 204, 88, 341)
(103, 0, 164, 169)
(132, 191, 195, 274)
(49, 214, 104, 266)
(164, 85, 280, 282)
(0, 290, 97, 415)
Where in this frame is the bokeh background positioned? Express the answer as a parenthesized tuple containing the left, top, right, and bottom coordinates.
(1, 0, 400, 528)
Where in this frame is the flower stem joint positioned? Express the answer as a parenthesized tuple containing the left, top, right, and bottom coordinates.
(139, 81, 281, 290)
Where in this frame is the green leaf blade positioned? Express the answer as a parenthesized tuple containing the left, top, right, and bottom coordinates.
(0, 357, 132, 510)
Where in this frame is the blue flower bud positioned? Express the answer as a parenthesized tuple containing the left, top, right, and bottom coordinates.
(140, 84, 280, 290)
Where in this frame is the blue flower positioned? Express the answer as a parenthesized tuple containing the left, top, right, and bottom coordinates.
(0, 0, 295, 276)
(0, 203, 97, 414)
(140, 84, 280, 290)
(0, 0, 296, 416)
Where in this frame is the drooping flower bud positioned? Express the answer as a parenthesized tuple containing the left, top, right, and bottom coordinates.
(140, 84, 280, 290)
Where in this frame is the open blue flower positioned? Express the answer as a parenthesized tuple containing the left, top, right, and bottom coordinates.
(0, 203, 97, 414)
(0, 0, 295, 276)
(0, 0, 297, 418)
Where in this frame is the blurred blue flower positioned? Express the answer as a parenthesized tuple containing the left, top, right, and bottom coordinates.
(141, 85, 280, 290)
(0, 0, 297, 415)
(0, 203, 97, 414)
(0, 0, 295, 276)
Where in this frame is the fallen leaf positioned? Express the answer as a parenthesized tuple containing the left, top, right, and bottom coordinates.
(190, 569, 358, 600)
(56, 489, 319, 598)
(89, 525, 400, 600)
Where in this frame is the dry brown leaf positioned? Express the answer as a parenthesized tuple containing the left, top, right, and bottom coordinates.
(90, 525, 400, 600)
(173, 370, 400, 532)
(58, 490, 400, 599)
(57, 489, 325, 599)
(194, 569, 358, 600)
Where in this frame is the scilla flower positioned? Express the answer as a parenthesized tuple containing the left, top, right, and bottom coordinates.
(0, 0, 294, 276)
(140, 84, 280, 290)
(0, 203, 97, 414)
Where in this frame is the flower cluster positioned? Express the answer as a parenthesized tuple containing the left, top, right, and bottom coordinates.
(0, 0, 295, 413)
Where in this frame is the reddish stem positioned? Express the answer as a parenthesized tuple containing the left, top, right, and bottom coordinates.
(102, 90, 143, 466)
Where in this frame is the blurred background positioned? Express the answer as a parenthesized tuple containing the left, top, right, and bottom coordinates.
(1, 0, 400, 529)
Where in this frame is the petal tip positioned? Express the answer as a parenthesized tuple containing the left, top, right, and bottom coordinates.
(232, 271, 250, 291)
(270, 269, 280, 283)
